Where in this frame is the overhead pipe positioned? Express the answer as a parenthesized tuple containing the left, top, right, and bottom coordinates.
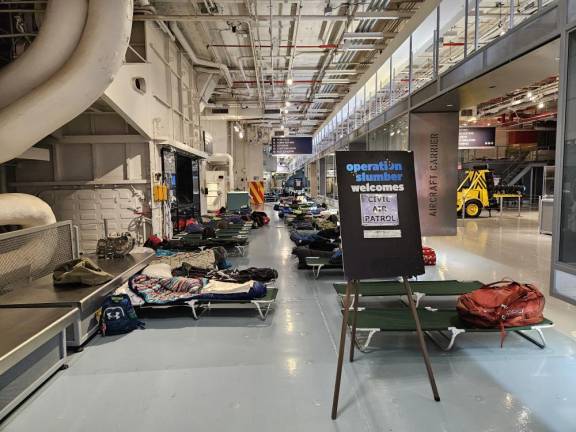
(169, 22, 233, 88)
(0, 0, 88, 110)
(208, 44, 337, 49)
(0, 0, 133, 165)
(245, 0, 264, 107)
(134, 11, 412, 22)
(269, 0, 274, 96)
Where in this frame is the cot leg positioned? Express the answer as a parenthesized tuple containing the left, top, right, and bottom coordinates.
(356, 329, 379, 353)
(425, 328, 464, 351)
(402, 277, 441, 402)
(188, 300, 199, 320)
(331, 280, 355, 420)
(349, 281, 360, 362)
(252, 301, 272, 321)
(515, 328, 547, 349)
(400, 292, 425, 308)
(313, 265, 324, 279)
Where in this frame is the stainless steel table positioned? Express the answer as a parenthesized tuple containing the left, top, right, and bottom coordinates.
(0, 307, 78, 422)
(0, 252, 154, 348)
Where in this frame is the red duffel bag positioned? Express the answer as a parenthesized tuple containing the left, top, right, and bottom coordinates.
(456, 280, 545, 346)
(422, 246, 436, 266)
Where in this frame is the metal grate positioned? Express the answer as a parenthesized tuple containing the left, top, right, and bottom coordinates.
(0, 221, 75, 288)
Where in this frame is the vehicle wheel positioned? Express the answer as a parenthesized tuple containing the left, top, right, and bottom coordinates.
(465, 200, 482, 218)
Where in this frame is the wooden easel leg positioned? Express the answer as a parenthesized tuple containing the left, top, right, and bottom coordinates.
(349, 281, 360, 362)
(331, 280, 353, 419)
(402, 276, 441, 402)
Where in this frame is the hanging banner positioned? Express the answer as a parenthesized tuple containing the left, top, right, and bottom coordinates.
(271, 136, 313, 155)
(335, 151, 425, 280)
(410, 112, 458, 236)
(458, 127, 496, 148)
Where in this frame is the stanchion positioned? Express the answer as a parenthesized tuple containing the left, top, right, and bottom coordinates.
(331, 279, 356, 420)
(402, 276, 441, 401)
(349, 281, 360, 362)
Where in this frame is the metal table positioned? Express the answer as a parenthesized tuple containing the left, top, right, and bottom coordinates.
(0, 252, 154, 349)
(0, 307, 78, 422)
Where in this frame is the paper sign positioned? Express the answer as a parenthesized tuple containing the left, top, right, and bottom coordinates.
(360, 193, 399, 227)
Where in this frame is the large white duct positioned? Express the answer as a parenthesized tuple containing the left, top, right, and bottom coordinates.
(0, 0, 88, 110)
(207, 153, 234, 190)
(0, 194, 56, 228)
(169, 22, 233, 88)
(0, 0, 133, 164)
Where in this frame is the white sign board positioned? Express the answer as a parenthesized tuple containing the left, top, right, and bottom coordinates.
(360, 193, 399, 227)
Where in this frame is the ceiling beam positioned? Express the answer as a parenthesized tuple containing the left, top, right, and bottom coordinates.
(133, 11, 413, 23)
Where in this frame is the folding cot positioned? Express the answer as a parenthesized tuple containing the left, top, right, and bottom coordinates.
(333, 280, 484, 306)
(171, 233, 250, 256)
(332, 280, 554, 351)
(305, 256, 342, 278)
(346, 308, 554, 352)
(186, 287, 279, 320)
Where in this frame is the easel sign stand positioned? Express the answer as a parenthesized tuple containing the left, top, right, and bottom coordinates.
(331, 151, 440, 420)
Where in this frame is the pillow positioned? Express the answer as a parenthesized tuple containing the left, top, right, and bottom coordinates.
(142, 263, 172, 279)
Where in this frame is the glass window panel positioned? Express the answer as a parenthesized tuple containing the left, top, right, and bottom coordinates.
(478, 0, 510, 50)
(355, 87, 365, 125)
(377, 60, 391, 112)
(512, 0, 538, 27)
(466, 0, 477, 55)
(391, 38, 410, 104)
(412, 9, 437, 91)
(365, 74, 377, 119)
(439, 0, 467, 75)
(558, 31, 576, 301)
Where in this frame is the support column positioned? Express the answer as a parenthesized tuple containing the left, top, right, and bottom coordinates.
(409, 111, 459, 236)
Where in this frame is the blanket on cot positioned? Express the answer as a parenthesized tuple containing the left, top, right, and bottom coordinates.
(129, 274, 267, 304)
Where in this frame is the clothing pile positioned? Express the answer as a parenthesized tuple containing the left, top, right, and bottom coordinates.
(53, 258, 113, 286)
(173, 264, 277, 283)
(313, 214, 339, 231)
(155, 249, 218, 270)
(251, 211, 270, 227)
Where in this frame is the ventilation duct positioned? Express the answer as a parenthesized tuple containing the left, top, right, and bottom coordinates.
(0, 0, 88, 110)
(169, 22, 233, 88)
(0, 0, 133, 164)
(0, 194, 56, 228)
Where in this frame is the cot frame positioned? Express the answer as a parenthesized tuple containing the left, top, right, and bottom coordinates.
(351, 321, 555, 352)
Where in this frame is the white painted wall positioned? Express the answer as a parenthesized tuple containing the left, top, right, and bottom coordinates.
(233, 126, 264, 191)
(9, 20, 215, 247)
(201, 119, 229, 154)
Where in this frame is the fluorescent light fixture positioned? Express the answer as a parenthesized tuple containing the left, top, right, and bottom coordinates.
(286, 77, 294, 86)
(538, 101, 545, 109)
(284, 108, 289, 114)
(342, 44, 378, 51)
(233, 124, 240, 132)
(342, 32, 388, 40)
(280, 124, 285, 130)
(527, 91, 533, 98)
(323, 70, 358, 75)
(238, 131, 244, 139)
(285, 101, 291, 107)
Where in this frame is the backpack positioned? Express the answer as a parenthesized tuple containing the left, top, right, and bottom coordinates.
(422, 246, 436, 266)
(99, 294, 144, 336)
(456, 280, 545, 346)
